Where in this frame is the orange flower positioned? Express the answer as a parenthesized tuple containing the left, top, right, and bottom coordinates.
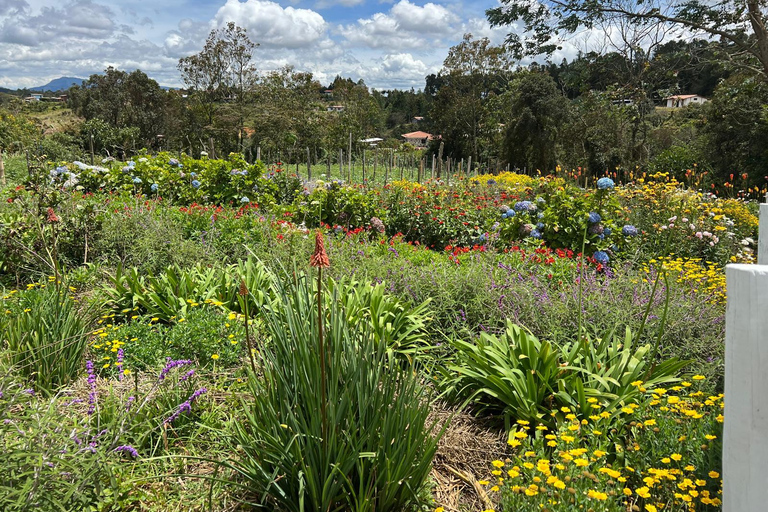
(310, 231, 330, 268)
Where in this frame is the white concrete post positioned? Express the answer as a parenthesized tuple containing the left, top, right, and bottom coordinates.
(724, 263, 768, 511)
(759, 201, 768, 264)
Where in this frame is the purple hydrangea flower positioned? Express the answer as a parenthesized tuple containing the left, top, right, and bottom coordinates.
(514, 201, 536, 213)
(622, 225, 639, 236)
(593, 251, 610, 264)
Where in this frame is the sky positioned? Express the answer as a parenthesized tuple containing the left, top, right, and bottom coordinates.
(0, 0, 549, 90)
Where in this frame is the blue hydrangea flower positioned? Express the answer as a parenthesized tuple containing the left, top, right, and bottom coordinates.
(622, 225, 638, 236)
(128, 161, 136, 167)
(536, 197, 546, 204)
(169, 158, 180, 167)
(514, 201, 536, 213)
(150, 183, 158, 192)
(536, 222, 545, 230)
(604, 227, 612, 237)
(477, 233, 488, 243)
(530, 229, 542, 239)
(132, 177, 142, 184)
(190, 172, 197, 177)
(593, 251, 610, 264)
(240, 196, 250, 203)
(502, 210, 516, 219)
(588, 212, 601, 224)
(191, 180, 201, 189)
(597, 177, 615, 190)
(122, 166, 132, 173)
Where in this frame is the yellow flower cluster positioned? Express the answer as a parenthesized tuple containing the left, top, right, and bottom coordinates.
(712, 199, 758, 234)
(390, 179, 425, 193)
(471, 172, 537, 188)
(643, 257, 726, 305)
(462, 379, 723, 512)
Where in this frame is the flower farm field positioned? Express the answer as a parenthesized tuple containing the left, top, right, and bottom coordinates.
(0, 152, 749, 511)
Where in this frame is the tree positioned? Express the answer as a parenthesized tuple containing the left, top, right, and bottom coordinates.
(68, 68, 168, 150)
(501, 71, 569, 171)
(251, 66, 324, 161)
(429, 34, 513, 162)
(178, 22, 258, 149)
(487, 0, 768, 79)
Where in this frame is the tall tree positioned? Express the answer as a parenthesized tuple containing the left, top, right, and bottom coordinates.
(429, 34, 513, 162)
(178, 22, 258, 149)
(501, 71, 569, 171)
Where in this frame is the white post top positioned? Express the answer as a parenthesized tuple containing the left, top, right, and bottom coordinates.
(724, 264, 768, 511)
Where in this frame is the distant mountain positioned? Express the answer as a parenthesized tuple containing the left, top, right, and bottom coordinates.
(30, 77, 86, 92)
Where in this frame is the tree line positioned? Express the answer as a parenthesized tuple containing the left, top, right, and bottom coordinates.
(0, 13, 766, 189)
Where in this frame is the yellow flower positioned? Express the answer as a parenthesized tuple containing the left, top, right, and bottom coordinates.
(435, 508, 444, 512)
(211, 354, 220, 360)
(636, 486, 651, 498)
(574, 459, 589, 467)
(671, 453, 682, 461)
(587, 489, 607, 500)
(708, 471, 720, 479)
(492, 460, 505, 468)
(646, 505, 658, 512)
(623, 488, 632, 496)
(692, 375, 705, 381)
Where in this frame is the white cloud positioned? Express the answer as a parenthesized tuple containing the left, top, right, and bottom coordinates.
(339, 0, 459, 50)
(213, 0, 328, 49)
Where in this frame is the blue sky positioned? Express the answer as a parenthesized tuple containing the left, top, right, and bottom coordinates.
(0, 0, 542, 89)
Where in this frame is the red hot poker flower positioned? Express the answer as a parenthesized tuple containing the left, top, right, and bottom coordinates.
(309, 231, 330, 268)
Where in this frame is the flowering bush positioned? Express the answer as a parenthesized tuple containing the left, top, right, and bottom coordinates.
(480, 377, 722, 512)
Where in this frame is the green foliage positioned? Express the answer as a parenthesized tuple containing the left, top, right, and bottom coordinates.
(0, 382, 119, 510)
(99, 256, 275, 323)
(502, 71, 569, 171)
(440, 321, 687, 428)
(330, 279, 433, 362)
(441, 323, 562, 426)
(228, 272, 441, 511)
(2, 284, 96, 394)
(97, 306, 246, 371)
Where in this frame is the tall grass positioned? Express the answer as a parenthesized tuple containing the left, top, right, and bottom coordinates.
(3, 285, 95, 394)
(228, 272, 441, 511)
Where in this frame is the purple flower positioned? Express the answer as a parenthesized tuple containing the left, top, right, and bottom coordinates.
(179, 370, 195, 382)
(114, 445, 139, 458)
(514, 201, 536, 213)
(159, 358, 193, 381)
(86, 360, 97, 415)
(116, 348, 124, 381)
(125, 396, 135, 412)
(164, 388, 208, 425)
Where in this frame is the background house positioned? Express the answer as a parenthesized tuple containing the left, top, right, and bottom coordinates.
(665, 94, 708, 108)
(401, 130, 433, 148)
